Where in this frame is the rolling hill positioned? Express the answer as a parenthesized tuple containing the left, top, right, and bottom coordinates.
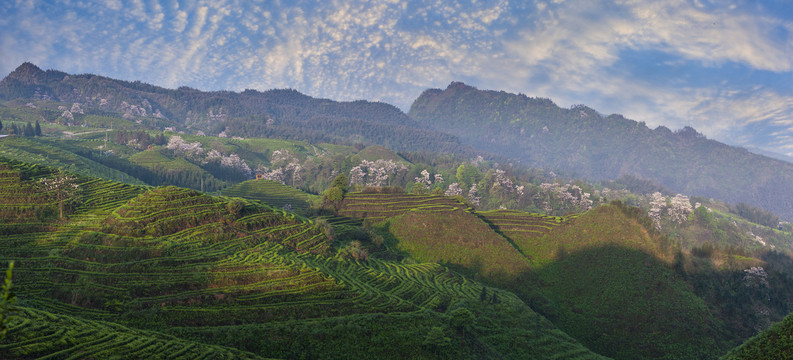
(337, 192, 731, 359)
(0, 157, 606, 359)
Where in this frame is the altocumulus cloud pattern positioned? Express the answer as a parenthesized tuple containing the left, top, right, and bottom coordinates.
(2, 0, 793, 157)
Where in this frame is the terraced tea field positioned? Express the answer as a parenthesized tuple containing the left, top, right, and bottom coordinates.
(339, 192, 469, 221)
(477, 209, 577, 261)
(0, 158, 609, 359)
(0, 138, 144, 184)
(222, 179, 319, 213)
(0, 307, 263, 359)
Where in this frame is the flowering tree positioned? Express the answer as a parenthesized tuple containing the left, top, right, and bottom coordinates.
(415, 169, 432, 189)
(647, 192, 666, 230)
(255, 165, 286, 183)
(265, 149, 303, 186)
(646, 192, 692, 229)
(445, 182, 463, 197)
(434, 173, 444, 184)
(349, 159, 408, 187)
(538, 183, 593, 214)
(166, 135, 204, 159)
(667, 194, 693, 224)
(40, 171, 79, 219)
(467, 184, 481, 207)
(219, 153, 253, 177)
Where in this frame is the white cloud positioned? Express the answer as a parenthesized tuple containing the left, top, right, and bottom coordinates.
(172, 10, 188, 32)
(2, 0, 793, 155)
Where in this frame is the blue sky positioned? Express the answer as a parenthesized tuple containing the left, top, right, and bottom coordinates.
(2, 0, 793, 157)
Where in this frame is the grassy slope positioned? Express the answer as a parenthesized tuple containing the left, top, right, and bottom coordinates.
(0, 137, 145, 184)
(222, 179, 320, 214)
(0, 159, 604, 359)
(722, 311, 793, 360)
(340, 193, 732, 360)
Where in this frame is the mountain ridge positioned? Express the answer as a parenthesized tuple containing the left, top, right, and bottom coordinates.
(409, 82, 793, 220)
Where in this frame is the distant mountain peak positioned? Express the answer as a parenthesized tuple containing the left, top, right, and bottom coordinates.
(4, 62, 44, 82)
(445, 81, 477, 92)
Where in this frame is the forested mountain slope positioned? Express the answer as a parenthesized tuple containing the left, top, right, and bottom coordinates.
(0, 63, 474, 155)
(409, 82, 793, 220)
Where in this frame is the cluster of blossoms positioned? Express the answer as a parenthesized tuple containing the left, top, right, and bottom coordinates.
(445, 182, 463, 197)
(467, 183, 481, 206)
(491, 169, 515, 193)
(646, 192, 692, 230)
(256, 149, 302, 185)
(444, 182, 480, 206)
(167, 135, 204, 159)
(255, 165, 285, 183)
(414, 169, 445, 189)
(219, 153, 252, 176)
(167, 136, 252, 177)
(350, 159, 408, 187)
(539, 183, 593, 213)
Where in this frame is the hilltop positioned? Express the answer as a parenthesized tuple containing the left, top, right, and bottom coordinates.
(409, 82, 793, 220)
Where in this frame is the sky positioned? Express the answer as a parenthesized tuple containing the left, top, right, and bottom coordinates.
(2, 0, 793, 157)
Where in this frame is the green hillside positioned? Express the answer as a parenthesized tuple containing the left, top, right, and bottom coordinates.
(222, 179, 320, 214)
(0, 158, 606, 359)
(0, 136, 145, 185)
(0, 307, 264, 359)
(339, 193, 734, 359)
(722, 311, 793, 359)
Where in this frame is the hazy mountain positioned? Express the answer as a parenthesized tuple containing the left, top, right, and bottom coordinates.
(0, 63, 475, 156)
(409, 82, 793, 220)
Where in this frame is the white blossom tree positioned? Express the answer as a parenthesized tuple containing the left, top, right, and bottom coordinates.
(667, 194, 693, 224)
(467, 184, 481, 207)
(538, 183, 593, 214)
(434, 173, 444, 184)
(40, 171, 79, 219)
(349, 159, 408, 187)
(445, 182, 463, 197)
(167, 135, 204, 159)
(220, 153, 253, 177)
(648, 192, 666, 230)
(415, 169, 432, 189)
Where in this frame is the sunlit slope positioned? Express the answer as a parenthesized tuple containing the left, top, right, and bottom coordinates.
(0, 137, 144, 184)
(222, 179, 319, 214)
(0, 159, 607, 359)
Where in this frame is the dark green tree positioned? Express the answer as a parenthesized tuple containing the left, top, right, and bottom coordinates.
(479, 287, 488, 302)
(450, 308, 476, 330)
(10, 123, 18, 135)
(423, 326, 451, 348)
(331, 173, 350, 193)
(34, 120, 42, 136)
(0, 119, 3, 133)
(24, 122, 34, 137)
